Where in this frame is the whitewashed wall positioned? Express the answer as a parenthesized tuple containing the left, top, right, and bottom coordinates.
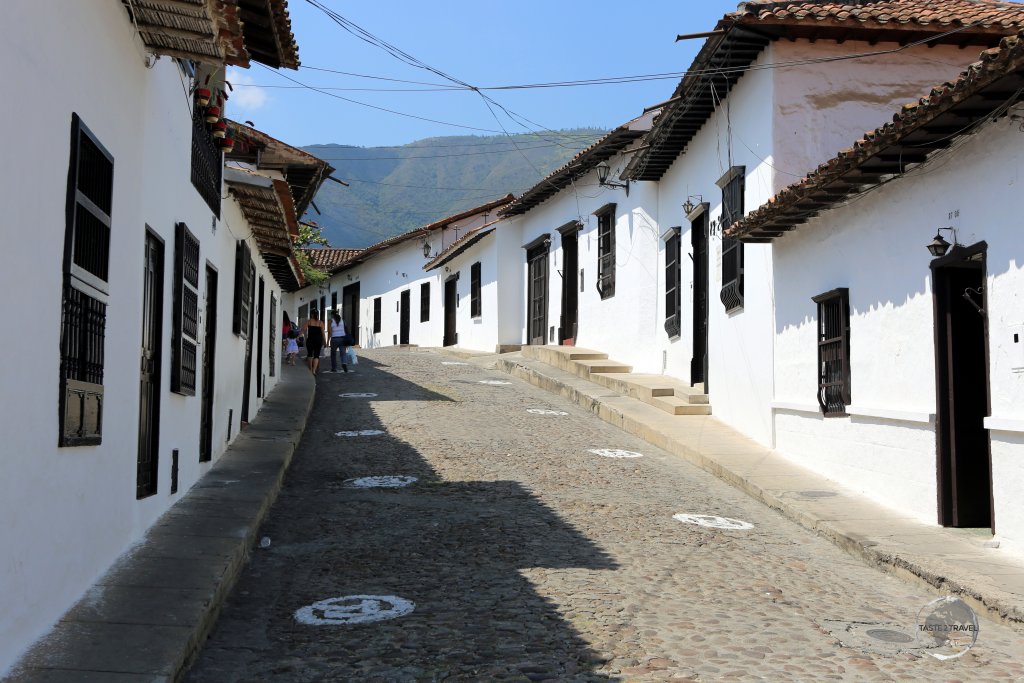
(771, 115, 1024, 550)
(440, 233, 501, 352)
(495, 217, 526, 345)
(514, 152, 662, 369)
(0, 1, 283, 673)
(656, 53, 778, 447)
(772, 40, 985, 195)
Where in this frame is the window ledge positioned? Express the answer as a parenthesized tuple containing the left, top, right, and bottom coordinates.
(984, 416, 1024, 433)
(846, 405, 934, 424)
(771, 401, 820, 414)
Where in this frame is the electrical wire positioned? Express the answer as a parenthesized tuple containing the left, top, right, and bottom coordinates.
(311, 141, 590, 161)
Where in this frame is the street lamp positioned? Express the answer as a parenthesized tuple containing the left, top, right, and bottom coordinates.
(595, 160, 630, 196)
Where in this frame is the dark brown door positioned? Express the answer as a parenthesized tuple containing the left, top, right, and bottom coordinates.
(200, 265, 217, 462)
(691, 210, 709, 388)
(443, 276, 458, 347)
(137, 231, 164, 499)
(527, 244, 549, 345)
(241, 262, 255, 423)
(342, 282, 360, 346)
(256, 277, 264, 397)
(400, 289, 411, 345)
(559, 229, 578, 345)
(932, 242, 992, 529)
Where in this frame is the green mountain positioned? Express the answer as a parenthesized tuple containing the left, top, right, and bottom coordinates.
(301, 128, 606, 248)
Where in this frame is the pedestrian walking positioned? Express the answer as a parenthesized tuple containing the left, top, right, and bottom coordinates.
(300, 309, 327, 376)
(328, 311, 349, 373)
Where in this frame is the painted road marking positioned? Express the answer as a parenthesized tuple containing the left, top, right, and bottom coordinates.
(335, 429, 385, 437)
(588, 448, 644, 459)
(442, 361, 469, 365)
(478, 380, 511, 385)
(527, 408, 569, 416)
(673, 513, 754, 530)
(295, 595, 415, 625)
(344, 475, 418, 489)
(338, 392, 378, 398)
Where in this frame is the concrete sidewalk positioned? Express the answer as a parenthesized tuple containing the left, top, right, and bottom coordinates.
(486, 349, 1024, 628)
(6, 365, 315, 683)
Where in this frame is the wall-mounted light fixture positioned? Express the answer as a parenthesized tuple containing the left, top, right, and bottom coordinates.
(595, 160, 629, 196)
(927, 226, 960, 258)
(422, 240, 432, 258)
(683, 195, 703, 216)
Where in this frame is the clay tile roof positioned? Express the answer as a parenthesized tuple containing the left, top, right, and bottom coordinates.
(122, 0, 299, 69)
(734, 0, 1024, 28)
(300, 247, 362, 271)
(728, 29, 1024, 241)
(627, 0, 1024, 182)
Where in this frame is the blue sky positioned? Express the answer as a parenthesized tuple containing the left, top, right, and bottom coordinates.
(227, 1, 742, 148)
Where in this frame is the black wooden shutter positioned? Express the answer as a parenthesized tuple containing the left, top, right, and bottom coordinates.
(471, 262, 482, 317)
(269, 292, 277, 377)
(719, 169, 745, 312)
(664, 229, 681, 338)
(233, 240, 252, 337)
(420, 282, 430, 322)
(373, 297, 382, 333)
(596, 208, 616, 299)
(59, 114, 114, 446)
(171, 223, 200, 395)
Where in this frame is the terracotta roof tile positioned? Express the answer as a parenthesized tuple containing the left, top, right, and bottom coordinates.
(734, 0, 1024, 29)
(300, 248, 361, 271)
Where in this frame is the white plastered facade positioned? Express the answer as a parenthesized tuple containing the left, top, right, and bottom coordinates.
(0, 1, 288, 672)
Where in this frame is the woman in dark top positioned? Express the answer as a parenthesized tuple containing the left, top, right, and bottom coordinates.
(301, 309, 327, 376)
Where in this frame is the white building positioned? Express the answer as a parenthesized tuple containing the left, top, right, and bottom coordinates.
(496, 113, 660, 361)
(621, 0, 1024, 447)
(0, 1, 324, 673)
(292, 196, 513, 351)
(728, 32, 1024, 549)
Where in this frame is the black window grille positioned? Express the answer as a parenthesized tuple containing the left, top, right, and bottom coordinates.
(664, 228, 681, 338)
(373, 297, 382, 333)
(420, 282, 430, 322)
(596, 207, 616, 299)
(233, 241, 252, 337)
(719, 167, 745, 312)
(60, 114, 113, 446)
(470, 262, 482, 317)
(190, 106, 222, 216)
(171, 223, 200, 395)
(813, 288, 851, 416)
(269, 293, 277, 376)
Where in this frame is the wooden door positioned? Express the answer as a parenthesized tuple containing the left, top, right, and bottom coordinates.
(691, 210, 709, 387)
(443, 276, 458, 347)
(559, 229, 578, 345)
(200, 265, 217, 462)
(256, 277, 264, 397)
(527, 244, 549, 345)
(400, 289, 411, 345)
(932, 243, 992, 529)
(342, 282, 360, 346)
(137, 231, 164, 499)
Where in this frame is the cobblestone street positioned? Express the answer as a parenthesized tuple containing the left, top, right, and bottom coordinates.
(185, 348, 1024, 682)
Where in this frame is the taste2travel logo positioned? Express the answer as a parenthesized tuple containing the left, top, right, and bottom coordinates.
(916, 596, 979, 660)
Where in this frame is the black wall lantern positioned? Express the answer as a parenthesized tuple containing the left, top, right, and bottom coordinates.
(596, 160, 630, 196)
(927, 227, 959, 258)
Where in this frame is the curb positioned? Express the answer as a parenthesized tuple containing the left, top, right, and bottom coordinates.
(6, 366, 317, 683)
(495, 355, 1024, 628)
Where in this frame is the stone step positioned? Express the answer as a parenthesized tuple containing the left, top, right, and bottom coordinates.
(571, 359, 632, 380)
(521, 345, 608, 373)
(649, 395, 713, 416)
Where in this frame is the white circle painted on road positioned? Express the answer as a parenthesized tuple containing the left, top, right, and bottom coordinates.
(442, 361, 468, 366)
(478, 380, 511, 385)
(344, 475, 418, 489)
(673, 513, 754, 530)
(338, 392, 378, 398)
(335, 429, 385, 437)
(527, 408, 569, 416)
(295, 595, 415, 625)
(588, 448, 644, 459)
